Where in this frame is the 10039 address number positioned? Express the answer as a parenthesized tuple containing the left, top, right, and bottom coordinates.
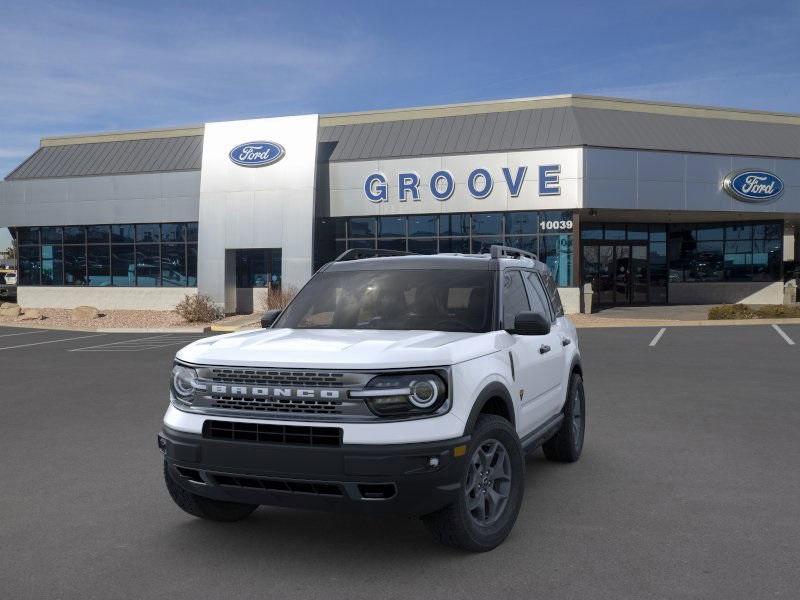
(539, 220, 573, 232)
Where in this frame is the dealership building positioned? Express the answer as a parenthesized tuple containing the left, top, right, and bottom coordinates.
(0, 94, 798, 314)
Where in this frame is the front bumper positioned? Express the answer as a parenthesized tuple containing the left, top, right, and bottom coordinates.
(159, 426, 470, 516)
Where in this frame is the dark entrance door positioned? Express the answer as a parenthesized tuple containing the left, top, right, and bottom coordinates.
(583, 242, 649, 305)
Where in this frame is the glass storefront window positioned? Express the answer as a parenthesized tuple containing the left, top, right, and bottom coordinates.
(87, 245, 111, 286)
(162, 244, 187, 286)
(111, 225, 135, 243)
(161, 223, 185, 243)
(187, 245, 198, 286)
(627, 225, 648, 241)
(136, 224, 160, 243)
(471, 236, 503, 254)
(19, 246, 41, 285)
(725, 224, 752, 240)
(506, 212, 537, 235)
(541, 235, 572, 287)
(18, 227, 40, 245)
(471, 213, 502, 236)
(506, 236, 537, 254)
(378, 216, 406, 237)
(349, 217, 376, 238)
(86, 225, 109, 244)
(64, 226, 85, 244)
(440, 214, 469, 236)
(604, 224, 626, 240)
(409, 215, 437, 237)
(111, 245, 136, 287)
(41, 245, 63, 286)
(41, 227, 63, 244)
(136, 245, 160, 286)
(377, 238, 406, 252)
(408, 239, 437, 254)
(235, 249, 281, 288)
(323, 211, 575, 286)
(580, 224, 603, 240)
(14, 222, 198, 288)
(64, 246, 87, 285)
(439, 238, 469, 254)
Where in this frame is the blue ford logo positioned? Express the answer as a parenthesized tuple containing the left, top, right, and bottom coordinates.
(229, 141, 285, 167)
(723, 169, 784, 203)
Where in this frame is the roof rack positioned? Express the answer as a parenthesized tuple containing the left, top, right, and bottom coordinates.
(334, 248, 417, 262)
(489, 245, 538, 261)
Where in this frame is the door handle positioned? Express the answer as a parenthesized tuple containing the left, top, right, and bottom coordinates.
(539, 344, 551, 354)
(561, 338, 571, 346)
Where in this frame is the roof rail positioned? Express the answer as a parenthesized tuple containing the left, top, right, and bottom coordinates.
(334, 248, 417, 262)
(489, 245, 538, 261)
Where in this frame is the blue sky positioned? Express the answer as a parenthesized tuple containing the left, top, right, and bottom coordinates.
(1, 0, 799, 249)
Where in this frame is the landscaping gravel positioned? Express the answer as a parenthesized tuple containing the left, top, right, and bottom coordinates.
(0, 308, 213, 330)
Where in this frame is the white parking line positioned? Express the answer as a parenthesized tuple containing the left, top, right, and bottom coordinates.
(771, 324, 796, 346)
(69, 334, 205, 352)
(0, 330, 48, 339)
(68, 333, 175, 351)
(0, 333, 106, 352)
(649, 328, 667, 347)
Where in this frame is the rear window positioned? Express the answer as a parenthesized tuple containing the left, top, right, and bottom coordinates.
(540, 270, 564, 317)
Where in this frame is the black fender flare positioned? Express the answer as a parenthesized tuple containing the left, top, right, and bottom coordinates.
(463, 381, 516, 435)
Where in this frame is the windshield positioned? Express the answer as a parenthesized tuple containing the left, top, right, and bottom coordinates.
(274, 269, 495, 332)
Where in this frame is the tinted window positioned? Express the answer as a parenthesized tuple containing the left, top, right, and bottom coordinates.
(472, 213, 502, 235)
(523, 271, 551, 320)
(540, 270, 564, 317)
(86, 225, 109, 244)
(502, 271, 530, 328)
(409, 215, 437, 237)
(349, 217, 376, 238)
(378, 216, 405, 237)
(111, 224, 135, 243)
(136, 224, 160, 243)
(275, 269, 495, 333)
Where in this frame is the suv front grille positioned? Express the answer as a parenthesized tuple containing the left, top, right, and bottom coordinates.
(208, 368, 347, 387)
(203, 420, 343, 447)
(209, 395, 343, 415)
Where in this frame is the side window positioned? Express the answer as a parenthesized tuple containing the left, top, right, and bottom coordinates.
(541, 271, 565, 317)
(502, 270, 530, 328)
(522, 271, 551, 320)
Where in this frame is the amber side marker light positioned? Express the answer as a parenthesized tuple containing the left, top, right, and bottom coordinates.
(453, 445, 467, 457)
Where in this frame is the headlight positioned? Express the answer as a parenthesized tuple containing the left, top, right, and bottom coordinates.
(351, 372, 448, 418)
(171, 363, 198, 405)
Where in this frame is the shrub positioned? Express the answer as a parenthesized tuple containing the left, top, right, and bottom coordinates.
(257, 285, 299, 312)
(707, 304, 757, 320)
(708, 303, 800, 320)
(175, 294, 223, 322)
(754, 304, 800, 318)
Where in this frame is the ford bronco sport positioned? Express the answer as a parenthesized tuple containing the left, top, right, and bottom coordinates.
(159, 245, 586, 551)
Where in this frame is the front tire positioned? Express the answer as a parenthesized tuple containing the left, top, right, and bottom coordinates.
(163, 462, 258, 522)
(542, 372, 586, 463)
(422, 415, 524, 552)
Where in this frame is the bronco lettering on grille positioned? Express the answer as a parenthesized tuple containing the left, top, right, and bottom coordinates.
(209, 384, 341, 399)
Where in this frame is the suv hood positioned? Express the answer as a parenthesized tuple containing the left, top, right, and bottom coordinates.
(177, 328, 503, 369)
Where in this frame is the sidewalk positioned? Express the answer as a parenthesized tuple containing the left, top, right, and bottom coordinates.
(569, 304, 800, 328)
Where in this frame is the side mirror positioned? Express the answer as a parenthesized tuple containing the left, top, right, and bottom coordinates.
(260, 309, 282, 329)
(509, 311, 550, 336)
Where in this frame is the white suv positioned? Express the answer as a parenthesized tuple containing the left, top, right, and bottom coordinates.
(159, 246, 585, 551)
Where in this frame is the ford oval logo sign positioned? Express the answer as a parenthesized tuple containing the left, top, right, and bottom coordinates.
(229, 141, 285, 167)
(723, 169, 784, 203)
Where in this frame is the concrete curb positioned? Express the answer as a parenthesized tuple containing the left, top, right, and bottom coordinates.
(95, 327, 210, 334)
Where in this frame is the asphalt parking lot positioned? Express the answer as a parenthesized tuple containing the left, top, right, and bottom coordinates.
(1, 324, 798, 600)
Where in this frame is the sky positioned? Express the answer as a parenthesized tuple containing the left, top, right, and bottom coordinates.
(1, 0, 800, 249)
